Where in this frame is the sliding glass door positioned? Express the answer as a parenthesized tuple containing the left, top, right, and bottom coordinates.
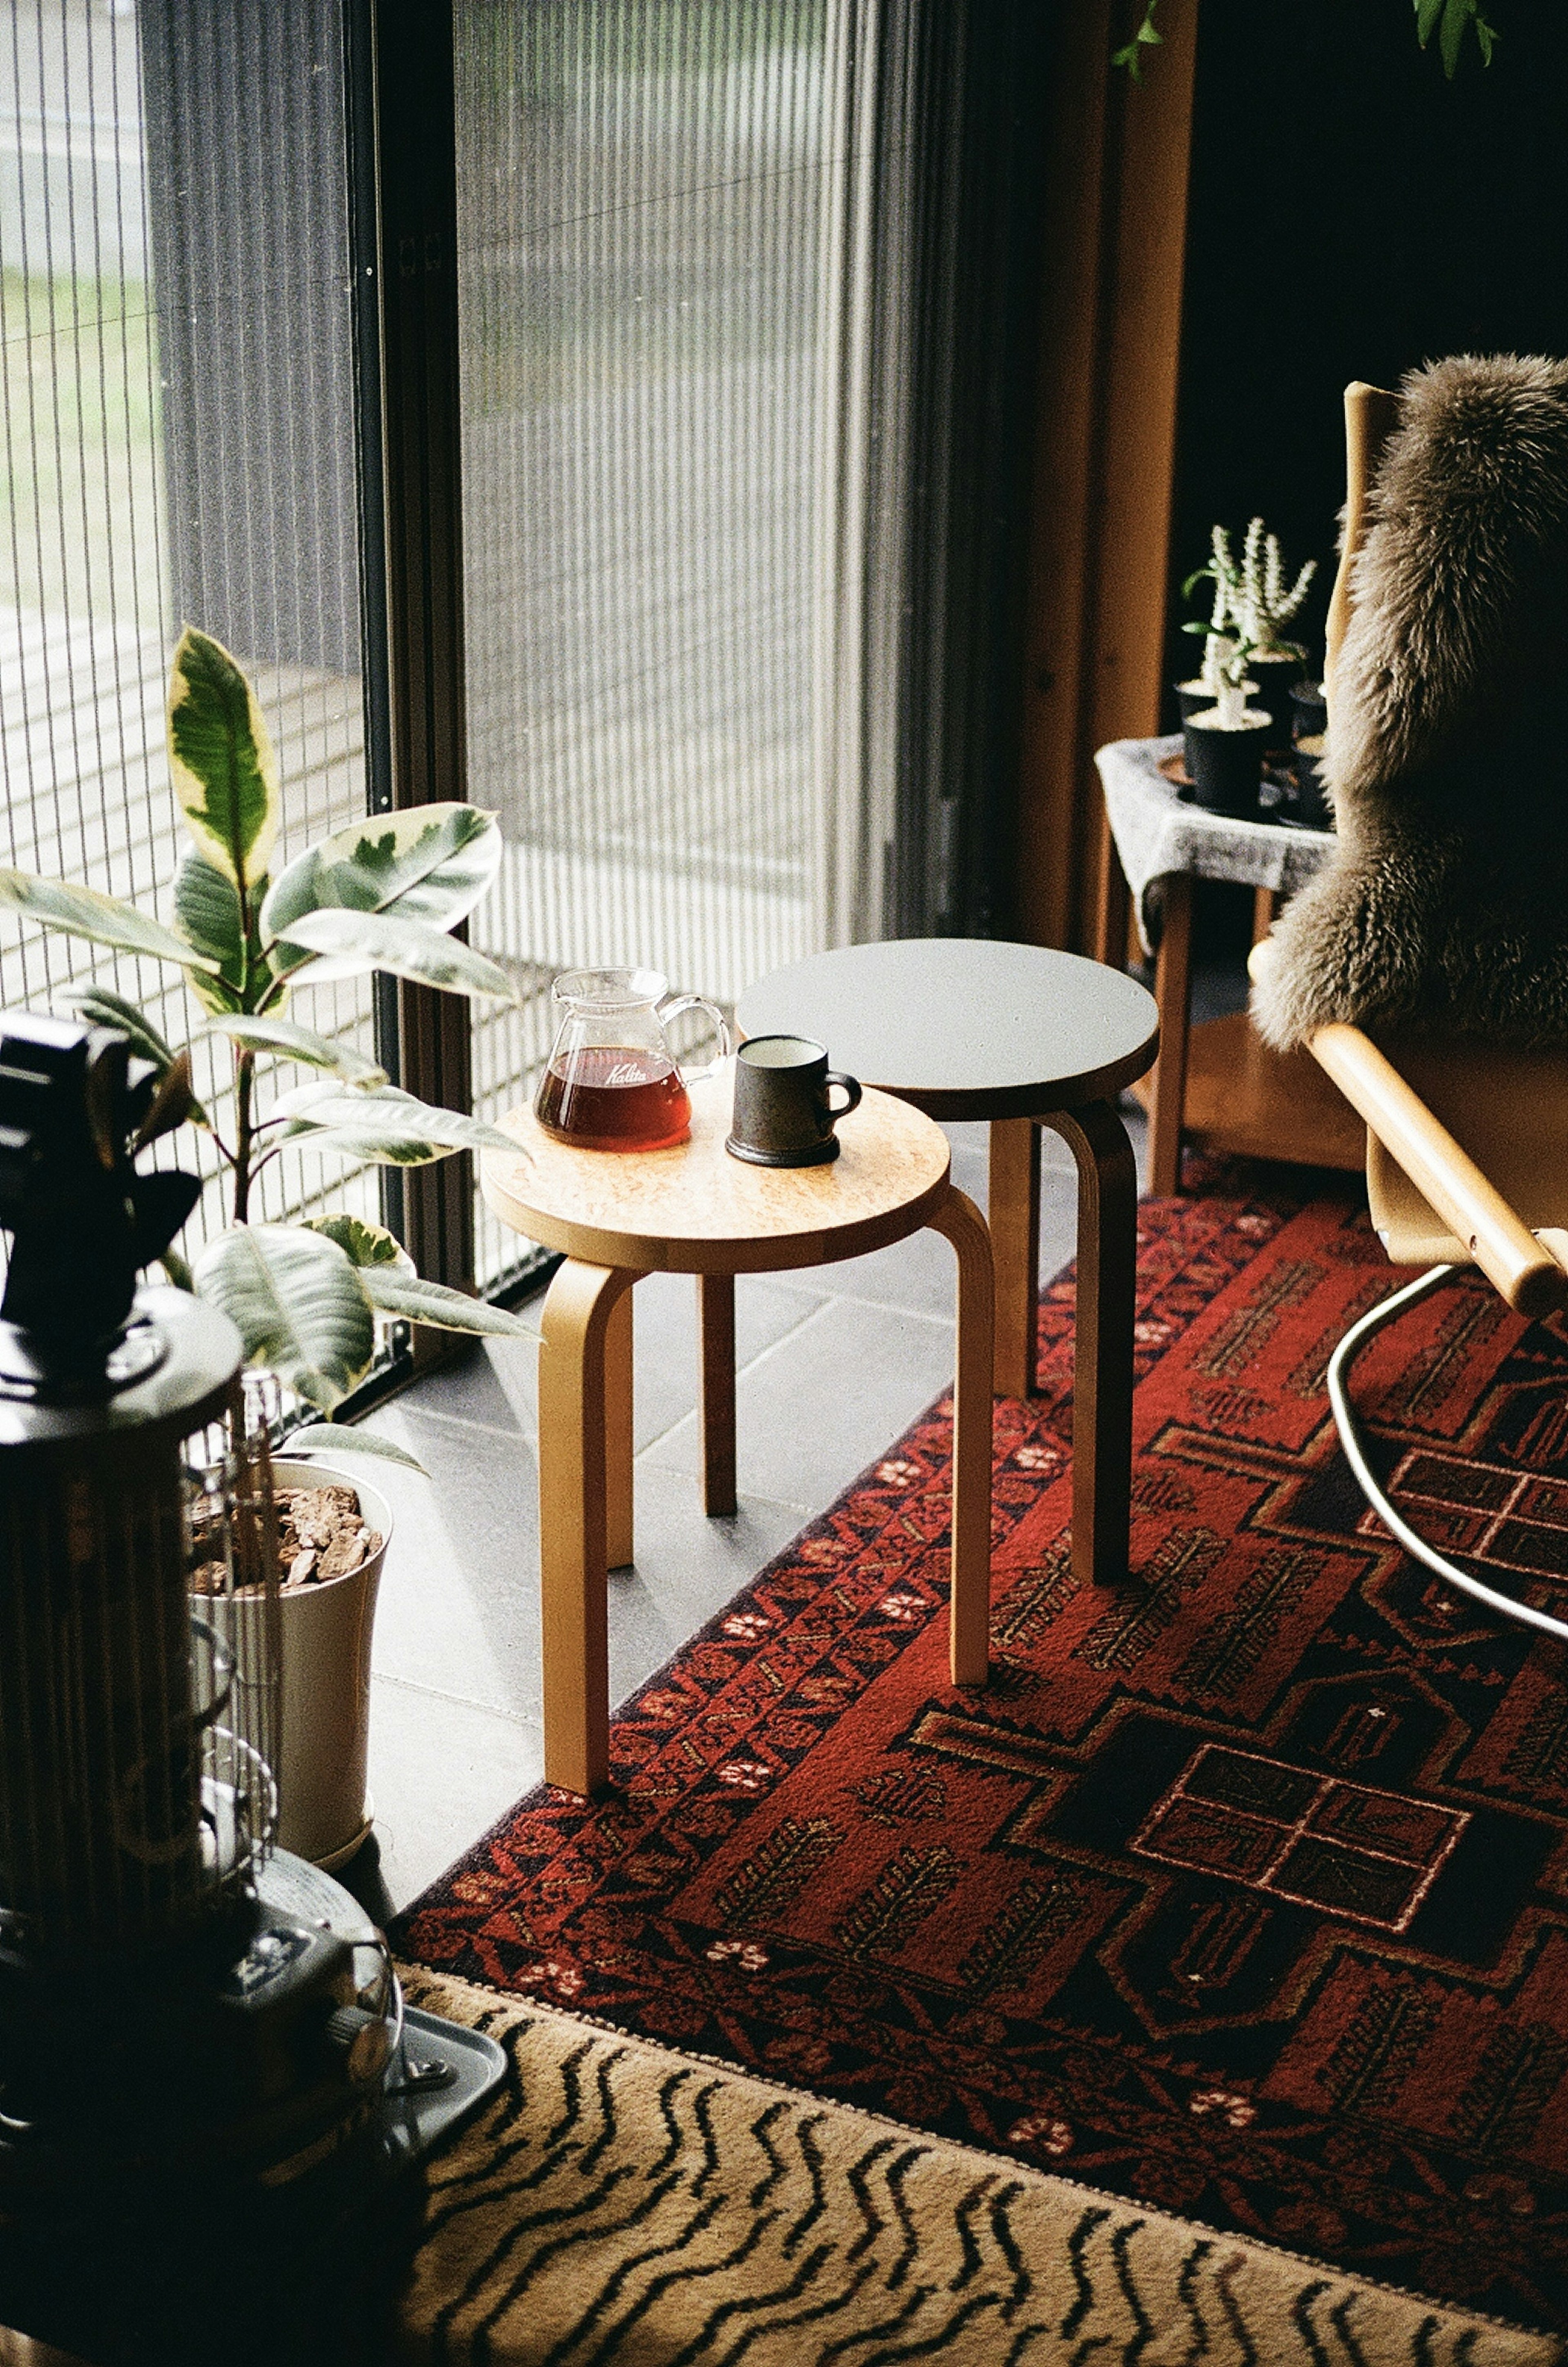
(452, 0, 836, 1286)
(0, 0, 380, 1258)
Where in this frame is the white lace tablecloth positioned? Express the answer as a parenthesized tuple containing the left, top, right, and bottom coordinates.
(1094, 736, 1336, 954)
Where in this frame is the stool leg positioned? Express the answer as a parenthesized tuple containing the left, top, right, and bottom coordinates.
(1148, 870, 1192, 1197)
(929, 1185, 994, 1688)
(538, 1258, 635, 1796)
(606, 1285, 634, 1571)
(699, 1273, 737, 1517)
(1048, 1101, 1136, 1589)
(989, 1116, 1041, 1398)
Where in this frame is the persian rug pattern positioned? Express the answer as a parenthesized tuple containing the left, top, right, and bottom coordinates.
(397, 1968, 1561, 2365)
(401, 1182, 1568, 2326)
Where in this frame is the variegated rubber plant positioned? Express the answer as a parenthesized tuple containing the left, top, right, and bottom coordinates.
(0, 626, 537, 1466)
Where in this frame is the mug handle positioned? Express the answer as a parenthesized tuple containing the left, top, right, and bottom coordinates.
(659, 994, 732, 1084)
(826, 1072, 862, 1119)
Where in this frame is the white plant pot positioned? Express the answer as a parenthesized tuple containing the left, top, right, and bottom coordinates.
(268, 1458, 392, 1871)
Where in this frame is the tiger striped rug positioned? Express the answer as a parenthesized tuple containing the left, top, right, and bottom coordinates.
(396, 1971, 1558, 2365)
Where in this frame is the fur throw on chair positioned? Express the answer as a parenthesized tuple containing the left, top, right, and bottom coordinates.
(1252, 354, 1568, 1050)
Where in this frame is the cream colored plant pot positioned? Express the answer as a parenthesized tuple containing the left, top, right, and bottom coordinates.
(268, 1458, 392, 1871)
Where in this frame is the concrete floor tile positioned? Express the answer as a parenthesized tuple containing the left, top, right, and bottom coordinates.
(386, 1268, 827, 1454)
(640, 1295, 960, 1508)
(364, 1679, 543, 1912)
(367, 1404, 541, 1720)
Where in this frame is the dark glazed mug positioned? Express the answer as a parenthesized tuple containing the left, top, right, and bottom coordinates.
(726, 1035, 862, 1168)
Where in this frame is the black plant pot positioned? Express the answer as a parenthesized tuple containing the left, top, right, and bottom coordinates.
(1185, 714, 1269, 816)
(1292, 731, 1332, 828)
(1247, 653, 1302, 753)
(1176, 675, 1255, 724)
(1291, 679, 1327, 745)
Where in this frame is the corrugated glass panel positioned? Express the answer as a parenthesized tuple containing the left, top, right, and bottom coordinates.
(454, 0, 834, 1287)
(0, 0, 378, 1259)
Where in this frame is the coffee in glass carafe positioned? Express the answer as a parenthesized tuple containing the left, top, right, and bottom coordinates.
(534, 968, 731, 1152)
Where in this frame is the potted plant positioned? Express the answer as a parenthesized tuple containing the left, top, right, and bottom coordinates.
(1180, 518, 1316, 751)
(1176, 524, 1255, 725)
(0, 625, 540, 1865)
(1183, 629, 1271, 816)
(1225, 516, 1317, 748)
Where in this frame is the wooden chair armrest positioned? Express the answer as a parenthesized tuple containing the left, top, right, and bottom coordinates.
(1310, 1023, 1567, 1317)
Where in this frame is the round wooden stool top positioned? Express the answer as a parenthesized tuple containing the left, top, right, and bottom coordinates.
(480, 1060, 952, 1276)
(736, 938, 1158, 1121)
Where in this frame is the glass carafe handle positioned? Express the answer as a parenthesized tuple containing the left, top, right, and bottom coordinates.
(657, 994, 731, 1085)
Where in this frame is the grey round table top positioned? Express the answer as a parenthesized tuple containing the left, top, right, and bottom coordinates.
(736, 938, 1158, 1120)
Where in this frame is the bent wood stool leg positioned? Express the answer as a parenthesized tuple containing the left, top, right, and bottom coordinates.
(989, 1116, 1041, 1399)
(698, 1273, 737, 1517)
(1049, 1100, 1137, 1590)
(929, 1185, 995, 1689)
(1148, 869, 1192, 1197)
(537, 1257, 637, 1796)
(605, 1284, 634, 1571)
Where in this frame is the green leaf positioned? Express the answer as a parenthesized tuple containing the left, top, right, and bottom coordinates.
(174, 851, 280, 1014)
(1414, 0, 1445, 40)
(1440, 0, 1468, 74)
(160, 1247, 195, 1292)
(198, 1014, 385, 1084)
(285, 1422, 428, 1475)
(260, 804, 503, 980)
(63, 984, 176, 1074)
(0, 868, 219, 973)
(300, 1213, 412, 1269)
(357, 1266, 541, 1338)
(192, 1223, 375, 1415)
(1111, 0, 1160, 76)
(276, 909, 517, 1003)
(132, 1051, 198, 1150)
(270, 1081, 526, 1166)
(167, 626, 280, 892)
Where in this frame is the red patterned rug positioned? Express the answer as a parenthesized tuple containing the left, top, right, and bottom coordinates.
(399, 1175, 1568, 2327)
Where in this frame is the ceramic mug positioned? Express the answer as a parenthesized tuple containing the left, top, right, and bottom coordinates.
(726, 1035, 862, 1168)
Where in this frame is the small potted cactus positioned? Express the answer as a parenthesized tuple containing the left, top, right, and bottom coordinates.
(1179, 518, 1317, 751)
(1183, 629, 1271, 816)
(1176, 526, 1254, 724)
(1223, 517, 1316, 747)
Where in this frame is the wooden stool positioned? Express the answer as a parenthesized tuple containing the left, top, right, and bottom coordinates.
(737, 939, 1157, 1587)
(480, 1065, 994, 1797)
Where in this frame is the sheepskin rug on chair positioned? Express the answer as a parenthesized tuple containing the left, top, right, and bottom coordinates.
(1254, 353, 1568, 1051)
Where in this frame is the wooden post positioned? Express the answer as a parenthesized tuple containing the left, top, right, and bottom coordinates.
(1049, 1101, 1138, 1588)
(604, 1285, 634, 1571)
(1147, 871, 1193, 1196)
(537, 1259, 635, 1796)
(698, 1274, 737, 1518)
(989, 1117, 1041, 1399)
(929, 1186, 995, 1688)
(1016, 0, 1201, 952)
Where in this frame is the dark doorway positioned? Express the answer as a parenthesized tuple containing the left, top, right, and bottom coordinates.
(1165, 0, 1568, 714)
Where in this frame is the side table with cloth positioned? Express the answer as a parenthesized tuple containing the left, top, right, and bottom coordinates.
(481, 1064, 995, 1797)
(738, 940, 1158, 1589)
(1095, 736, 1360, 1193)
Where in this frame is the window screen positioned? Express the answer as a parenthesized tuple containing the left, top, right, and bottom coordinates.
(454, 0, 834, 1287)
(0, 0, 378, 1255)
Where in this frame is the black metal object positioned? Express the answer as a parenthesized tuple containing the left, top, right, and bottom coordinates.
(349, 0, 477, 1306)
(0, 1014, 200, 1396)
(882, 0, 1052, 940)
(0, 1014, 504, 2355)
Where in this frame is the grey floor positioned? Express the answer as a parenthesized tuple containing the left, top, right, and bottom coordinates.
(345, 1099, 1153, 1917)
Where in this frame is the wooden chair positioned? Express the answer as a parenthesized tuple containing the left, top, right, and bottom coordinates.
(1250, 382, 1568, 1643)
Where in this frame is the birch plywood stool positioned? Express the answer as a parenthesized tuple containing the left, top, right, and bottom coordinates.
(480, 1063, 995, 1798)
(738, 940, 1158, 1587)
